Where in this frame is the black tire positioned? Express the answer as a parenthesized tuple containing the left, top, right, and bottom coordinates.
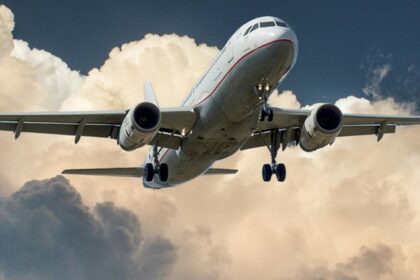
(262, 164, 272, 182)
(159, 163, 169, 182)
(267, 109, 274, 122)
(144, 163, 155, 182)
(275, 163, 286, 182)
(259, 109, 266, 122)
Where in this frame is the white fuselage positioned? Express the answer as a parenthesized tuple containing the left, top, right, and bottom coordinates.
(144, 16, 298, 188)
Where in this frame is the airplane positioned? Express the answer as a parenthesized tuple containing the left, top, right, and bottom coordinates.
(1, 16, 420, 189)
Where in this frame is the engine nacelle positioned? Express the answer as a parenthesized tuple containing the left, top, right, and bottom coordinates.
(118, 102, 161, 151)
(299, 104, 343, 152)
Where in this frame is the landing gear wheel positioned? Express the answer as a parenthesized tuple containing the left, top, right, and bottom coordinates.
(260, 129, 289, 183)
(159, 163, 169, 182)
(144, 163, 155, 182)
(260, 109, 267, 122)
(267, 108, 274, 122)
(262, 164, 272, 182)
(275, 163, 286, 182)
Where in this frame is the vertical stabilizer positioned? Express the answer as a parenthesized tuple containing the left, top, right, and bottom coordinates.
(143, 80, 159, 106)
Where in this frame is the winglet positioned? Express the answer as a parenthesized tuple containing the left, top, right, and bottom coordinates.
(143, 80, 159, 106)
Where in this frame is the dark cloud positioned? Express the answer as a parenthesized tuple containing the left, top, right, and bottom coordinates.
(295, 244, 395, 280)
(0, 176, 177, 280)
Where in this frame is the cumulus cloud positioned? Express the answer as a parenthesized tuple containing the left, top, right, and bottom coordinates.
(0, 5, 14, 58)
(11, 40, 84, 109)
(0, 176, 177, 280)
(60, 33, 218, 110)
(1, 4, 420, 280)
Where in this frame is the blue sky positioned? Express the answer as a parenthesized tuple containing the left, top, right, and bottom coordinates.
(3, 0, 420, 106)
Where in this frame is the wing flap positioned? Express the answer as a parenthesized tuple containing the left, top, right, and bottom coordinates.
(342, 114, 420, 126)
(0, 122, 119, 139)
(257, 108, 309, 131)
(160, 107, 197, 133)
(339, 124, 396, 137)
(0, 111, 127, 124)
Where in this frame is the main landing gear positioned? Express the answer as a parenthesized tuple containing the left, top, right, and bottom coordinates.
(144, 145, 168, 182)
(254, 83, 274, 122)
(261, 129, 286, 182)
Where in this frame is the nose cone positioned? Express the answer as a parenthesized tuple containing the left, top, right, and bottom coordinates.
(265, 26, 298, 65)
(264, 25, 298, 48)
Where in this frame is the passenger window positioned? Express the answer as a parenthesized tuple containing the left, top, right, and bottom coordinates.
(243, 25, 252, 36)
(260, 21, 276, 28)
(249, 23, 259, 33)
(275, 21, 287, 27)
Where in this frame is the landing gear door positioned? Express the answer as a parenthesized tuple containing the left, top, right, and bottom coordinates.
(226, 41, 234, 63)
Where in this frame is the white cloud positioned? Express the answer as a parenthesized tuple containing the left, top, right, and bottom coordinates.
(11, 40, 85, 110)
(363, 64, 392, 98)
(0, 5, 14, 58)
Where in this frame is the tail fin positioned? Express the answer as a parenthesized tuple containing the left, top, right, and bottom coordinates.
(143, 80, 159, 106)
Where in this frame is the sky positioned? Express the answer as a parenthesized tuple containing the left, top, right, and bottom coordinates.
(1, 2, 420, 280)
(2, 0, 420, 105)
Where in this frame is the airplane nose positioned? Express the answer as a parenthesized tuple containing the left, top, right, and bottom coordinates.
(270, 26, 298, 47)
(269, 27, 298, 62)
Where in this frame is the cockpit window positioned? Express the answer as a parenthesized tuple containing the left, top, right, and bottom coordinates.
(243, 25, 252, 36)
(249, 23, 259, 33)
(260, 21, 276, 28)
(275, 20, 288, 27)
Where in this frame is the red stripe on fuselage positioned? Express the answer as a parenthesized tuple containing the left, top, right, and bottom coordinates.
(194, 38, 294, 106)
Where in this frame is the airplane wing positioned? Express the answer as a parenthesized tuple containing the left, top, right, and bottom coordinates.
(62, 167, 238, 177)
(0, 106, 197, 149)
(241, 108, 420, 150)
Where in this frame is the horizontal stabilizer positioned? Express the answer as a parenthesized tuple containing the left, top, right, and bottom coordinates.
(204, 168, 238, 175)
(62, 167, 238, 177)
(62, 167, 144, 177)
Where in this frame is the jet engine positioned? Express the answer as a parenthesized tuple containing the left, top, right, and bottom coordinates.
(118, 102, 161, 151)
(299, 104, 343, 152)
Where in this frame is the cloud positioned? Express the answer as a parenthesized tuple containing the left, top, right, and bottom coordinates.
(294, 243, 416, 280)
(1, 4, 420, 280)
(361, 48, 420, 109)
(11, 40, 85, 109)
(363, 64, 391, 98)
(0, 176, 177, 280)
(60, 33, 218, 111)
(361, 48, 393, 99)
(0, 5, 14, 58)
(0, 6, 84, 112)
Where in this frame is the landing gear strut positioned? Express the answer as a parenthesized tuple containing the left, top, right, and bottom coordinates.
(255, 83, 274, 122)
(144, 145, 169, 182)
(261, 129, 286, 182)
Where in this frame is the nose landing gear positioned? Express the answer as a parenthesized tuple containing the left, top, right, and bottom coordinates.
(144, 145, 169, 182)
(260, 129, 287, 182)
(255, 83, 274, 122)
